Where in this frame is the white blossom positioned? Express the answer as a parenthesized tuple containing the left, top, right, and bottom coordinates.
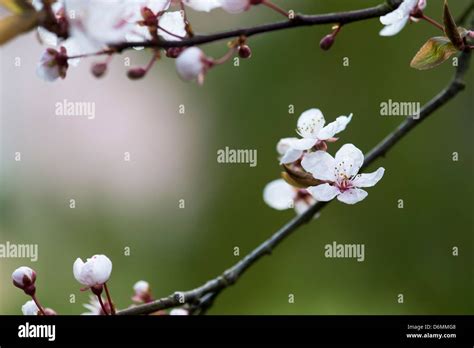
(65, 0, 137, 52)
(263, 179, 317, 215)
(302, 144, 385, 204)
(21, 300, 39, 315)
(73, 254, 112, 288)
(379, 0, 427, 36)
(280, 108, 353, 164)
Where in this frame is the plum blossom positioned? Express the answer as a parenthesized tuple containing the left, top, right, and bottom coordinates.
(263, 179, 317, 215)
(22, 300, 39, 315)
(126, 1, 186, 47)
(379, 0, 427, 37)
(175, 47, 212, 83)
(279, 108, 353, 164)
(302, 144, 385, 205)
(36, 41, 81, 82)
(73, 254, 112, 289)
(65, 0, 137, 52)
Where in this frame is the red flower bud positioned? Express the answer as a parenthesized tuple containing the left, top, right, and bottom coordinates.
(127, 67, 147, 80)
(319, 34, 335, 51)
(238, 45, 252, 59)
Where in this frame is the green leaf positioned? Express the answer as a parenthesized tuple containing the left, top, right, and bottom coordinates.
(443, 0, 464, 50)
(0, 12, 38, 45)
(410, 37, 458, 70)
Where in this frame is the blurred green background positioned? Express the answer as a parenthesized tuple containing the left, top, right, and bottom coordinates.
(0, 0, 472, 315)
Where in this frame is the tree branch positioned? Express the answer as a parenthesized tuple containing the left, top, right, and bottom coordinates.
(113, 1, 402, 51)
(118, 47, 471, 316)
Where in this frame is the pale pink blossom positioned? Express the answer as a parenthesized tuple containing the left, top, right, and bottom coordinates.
(302, 144, 385, 204)
(73, 254, 112, 288)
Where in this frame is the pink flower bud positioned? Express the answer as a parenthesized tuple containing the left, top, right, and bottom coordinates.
(319, 34, 335, 51)
(132, 280, 153, 303)
(91, 62, 108, 78)
(238, 45, 252, 59)
(127, 67, 147, 80)
(12, 267, 36, 295)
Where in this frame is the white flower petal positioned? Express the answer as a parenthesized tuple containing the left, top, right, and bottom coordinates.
(307, 183, 340, 202)
(263, 179, 295, 210)
(147, 0, 171, 13)
(175, 47, 205, 81)
(183, 0, 221, 12)
(220, 0, 249, 13)
(301, 151, 336, 181)
(276, 137, 299, 156)
(293, 197, 318, 216)
(73, 255, 112, 287)
(158, 11, 186, 41)
(288, 138, 318, 151)
(351, 167, 385, 188)
(317, 114, 353, 140)
(22, 300, 39, 315)
(280, 149, 303, 165)
(379, 15, 409, 36)
(37, 27, 59, 47)
(337, 188, 368, 204)
(380, 8, 406, 25)
(335, 144, 364, 177)
(73, 258, 85, 284)
(296, 108, 325, 138)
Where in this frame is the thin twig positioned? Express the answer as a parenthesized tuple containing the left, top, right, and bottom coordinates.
(113, 1, 403, 51)
(118, 47, 471, 316)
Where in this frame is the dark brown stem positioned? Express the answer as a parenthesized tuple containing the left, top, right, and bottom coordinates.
(261, 0, 289, 18)
(113, 1, 402, 51)
(103, 283, 116, 315)
(31, 295, 47, 316)
(96, 294, 109, 315)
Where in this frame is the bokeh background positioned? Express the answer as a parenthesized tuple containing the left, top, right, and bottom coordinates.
(0, 0, 472, 315)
